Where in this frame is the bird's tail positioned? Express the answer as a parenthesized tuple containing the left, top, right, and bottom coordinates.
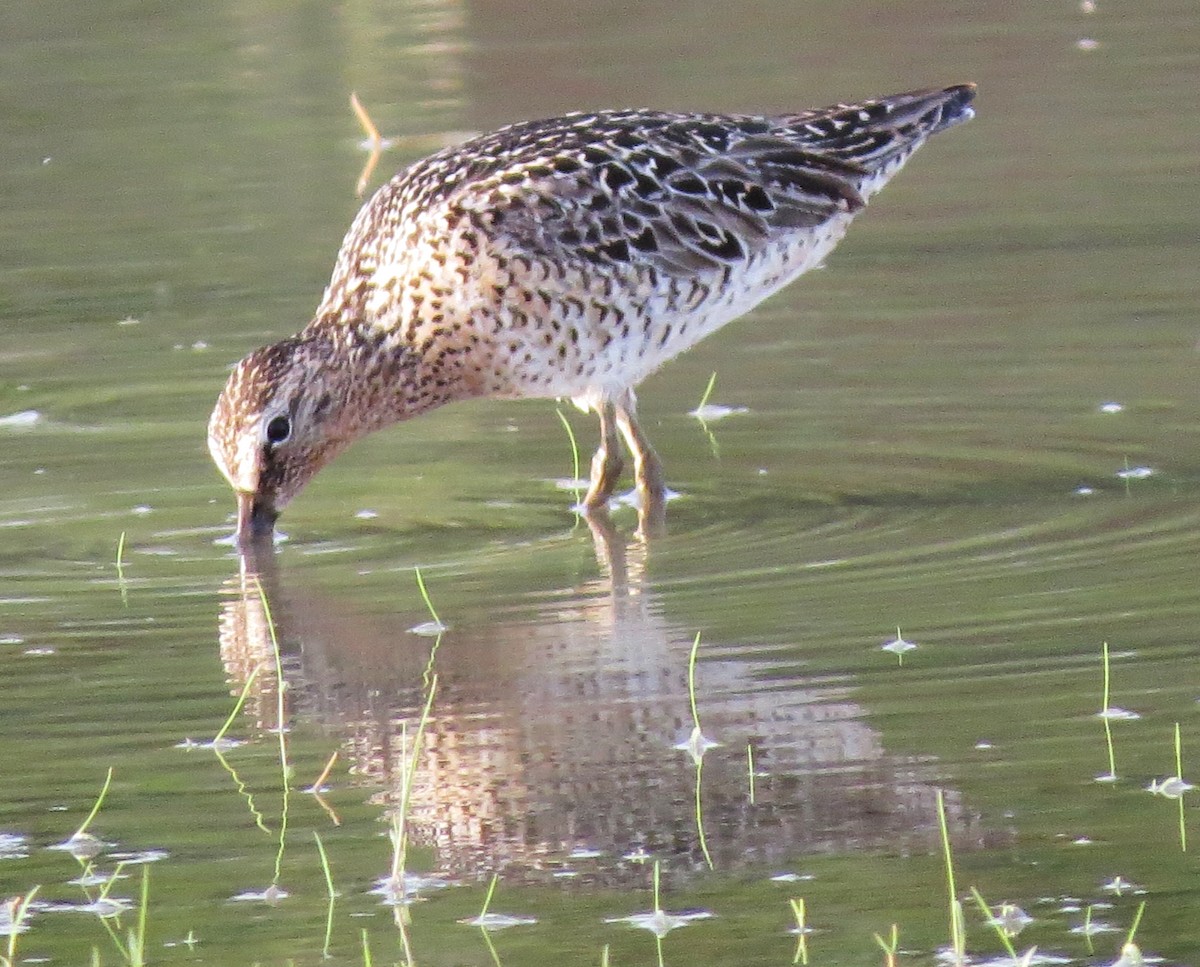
(779, 83, 977, 175)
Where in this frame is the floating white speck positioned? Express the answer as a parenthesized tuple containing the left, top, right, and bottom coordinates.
(214, 529, 287, 548)
(1116, 466, 1154, 480)
(108, 848, 169, 864)
(1112, 942, 1146, 967)
(132, 505, 152, 515)
(370, 872, 454, 905)
(986, 903, 1034, 936)
(1070, 918, 1117, 936)
(554, 477, 590, 492)
(459, 912, 538, 930)
(175, 736, 245, 751)
(610, 486, 682, 510)
(192, 340, 209, 350)
(0, 410, 41, 428)
(975, 740, 994, 750)
(605, 909, 714, 938)
(0, 635, 24, 645)
(354, 509, 379, 519)
(1080, 0, 1096, 11)
(1147, 776, 1194, 798)
(117, 316, 140, 326)
(769, 872, 815, 883)
(71, 870, 125, 887)
(1075, 486, 1095, 496)
(1098, 401, 1124, 413)
(1101, 876, 1138, 895)
(408, 620, 448, 636)
(357, 136, 397, 152)
(23, 647, 55, 657)
(1094, 772, 1118, 784)
(882, 627, 917, 661)
(689, 403, 748, 421)
(0, 832, 29, 860)
(1077, 37, 1100, 50)
(48, 832, 105, 860)
(568, 847, 604, 860)
(1096, 706, 1140, 720)
(230, 885, 289, 903)
(674, 725, 721, 764)
(622, 847, 652, 863)
(81, 897, 133, 918)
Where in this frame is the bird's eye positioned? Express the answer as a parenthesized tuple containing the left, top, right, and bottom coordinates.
(265, 414, 292, 445)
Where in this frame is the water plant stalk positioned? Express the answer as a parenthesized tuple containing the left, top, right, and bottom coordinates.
(315, 832, 336, 958)
(789, 897, 808, 965)
(747, 742, 756, 805)
(873, 923, 899, 967)
(254, 575, 291, 890)
(1174, 722, 1186, 852)
(936, 789, 965, 963)
(556, 407, 583, 505)
(73, 767, 114, 841)
(969, 887, 1018, 961)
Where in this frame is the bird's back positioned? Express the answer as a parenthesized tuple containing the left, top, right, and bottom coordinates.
(312, 85, 975, 406)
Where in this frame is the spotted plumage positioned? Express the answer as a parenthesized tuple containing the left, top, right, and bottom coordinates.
(209, 84, 976, 542)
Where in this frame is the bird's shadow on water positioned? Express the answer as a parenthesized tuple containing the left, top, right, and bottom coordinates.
(217, 510, 987, 887)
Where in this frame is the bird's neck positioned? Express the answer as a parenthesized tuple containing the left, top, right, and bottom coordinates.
(305, 313, 480, 441)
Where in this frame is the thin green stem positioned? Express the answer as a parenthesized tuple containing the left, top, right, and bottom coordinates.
(391, 674, 439, 883)
(254, 576, 291, 888)
(1125, 901, 1146, 946)
(1101, 642, 1116, 778)
(1175, 722, 1186, 851)
(969, 887, 1017, 960)
(873, 923, 899, 967)
(213, 744, 269, 833)
(694, 757, 713, 870)
(479, 873, 500, 920)
(687, 632, 702, 731)
(790, 897, 808, 965)
(314, 832, 336, 958)
(213, 663, 264, 744)
(556, 408, 582, 489)
(133, 863, 150, 966)
(936, 790, 964, 962)
(73, 768, 114, 841)
(4, 887, 40, 966)
(414, 566, 442, 628)
(747, 742, 756, 805)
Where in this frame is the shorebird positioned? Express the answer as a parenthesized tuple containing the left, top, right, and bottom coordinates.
(209, 83, 976, 543)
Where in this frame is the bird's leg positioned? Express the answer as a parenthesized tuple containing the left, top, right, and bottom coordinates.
(614, 391, 667, 537)
(583, 400, 624, 509)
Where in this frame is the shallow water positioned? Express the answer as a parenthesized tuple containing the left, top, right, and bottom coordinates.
(3, 0, 1200, 964)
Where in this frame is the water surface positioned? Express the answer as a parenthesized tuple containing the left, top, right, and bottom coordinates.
(2, 0, 1199, 963)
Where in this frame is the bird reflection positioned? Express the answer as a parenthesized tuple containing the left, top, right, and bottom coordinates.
(218, 513, 992, 887)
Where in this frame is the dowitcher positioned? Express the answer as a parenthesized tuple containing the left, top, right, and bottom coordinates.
(210, 83, 976, 543)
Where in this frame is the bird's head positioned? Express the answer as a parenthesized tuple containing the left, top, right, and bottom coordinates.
(208, 332, 356, 545)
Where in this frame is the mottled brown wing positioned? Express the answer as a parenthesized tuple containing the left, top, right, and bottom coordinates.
(450, 113, 868, 278)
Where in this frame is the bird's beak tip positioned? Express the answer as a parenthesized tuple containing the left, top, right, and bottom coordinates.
(235, 491, 279, 547)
